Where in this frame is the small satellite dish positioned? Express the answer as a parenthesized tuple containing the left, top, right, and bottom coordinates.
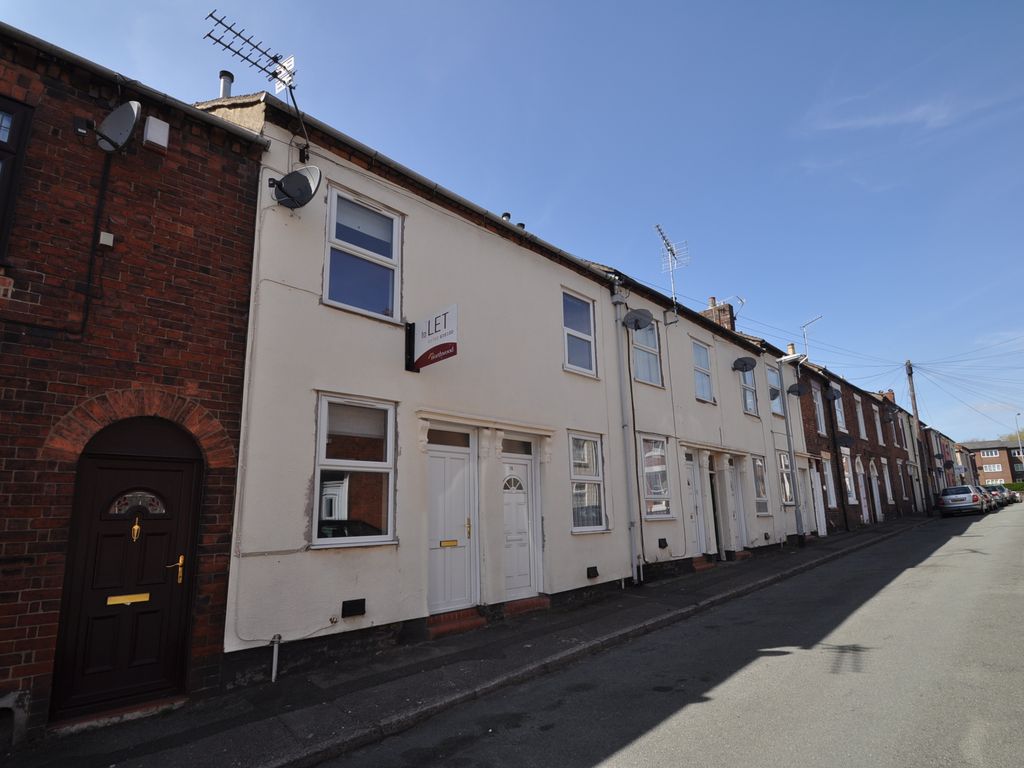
(732, 357, 756, 373)
(621, 308, 653, 331)
(787, 383, 807, 396)
(271, 165, 323, 209)
(769, 387, 781, 401)
(838, 434, 853, 448)
(943, 459, 954, 469)
(95, 101, 142, 152)
(823, 388, 842, 401)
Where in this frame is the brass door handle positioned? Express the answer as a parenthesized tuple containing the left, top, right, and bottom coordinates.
(165, 554, 185, 584)
(466, 517, 471, 539)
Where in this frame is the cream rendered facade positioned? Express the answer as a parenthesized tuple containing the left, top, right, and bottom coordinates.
(606, 288, 813, 570)
(223, 117, 633, 651)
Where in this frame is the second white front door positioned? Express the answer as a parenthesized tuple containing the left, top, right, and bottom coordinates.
(427, 444, 477, 614)
(502, 459, 535, 599)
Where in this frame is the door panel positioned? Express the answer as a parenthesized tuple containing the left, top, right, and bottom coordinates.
(503, 461, 534, 597)
(53, 455, 198, 719)
(427, 449, 475, 613)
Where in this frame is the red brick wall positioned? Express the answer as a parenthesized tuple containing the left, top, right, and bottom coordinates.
(0, 36, 261, 732)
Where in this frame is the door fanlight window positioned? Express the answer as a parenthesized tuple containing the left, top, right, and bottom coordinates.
(503, 476, 525, 491)
(108, 490, 166, 517)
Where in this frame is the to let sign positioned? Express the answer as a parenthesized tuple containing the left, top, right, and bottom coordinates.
(407, 305, 458, 371)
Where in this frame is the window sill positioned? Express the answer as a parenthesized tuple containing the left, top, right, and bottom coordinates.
(756, 512, 773, 518)
(643, 515, 677, 521)
(743, 411, 760, 419)
(635, 378, 665, 390)
(563, 365, 599, 380)
(571, 527, 611, 535)
(771, 412, 786, 419)
(310, 539, 399, 550)
(695, 397, 716, 406)
(320, 298, 404, 327)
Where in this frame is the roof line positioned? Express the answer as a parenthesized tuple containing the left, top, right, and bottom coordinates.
(0, 22, 269, 149)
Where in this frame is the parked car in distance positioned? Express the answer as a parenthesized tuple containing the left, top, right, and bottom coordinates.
(975, 486, 997, 511)
(986, 485, 1011, 506)
(937, 485, 987, 516)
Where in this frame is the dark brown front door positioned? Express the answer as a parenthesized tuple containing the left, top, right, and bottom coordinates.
(53, 422, 200, 719)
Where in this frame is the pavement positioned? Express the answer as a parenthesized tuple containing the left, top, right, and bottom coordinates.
(8, 516, 931, 768)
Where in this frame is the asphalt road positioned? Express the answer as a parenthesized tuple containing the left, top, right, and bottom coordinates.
(324, 507, 1024, 768)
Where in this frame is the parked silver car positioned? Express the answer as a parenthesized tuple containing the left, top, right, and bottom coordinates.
(986, 485, 1011, 506)
(937, 485, 987, 516)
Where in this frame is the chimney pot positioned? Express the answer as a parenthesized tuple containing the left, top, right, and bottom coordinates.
(787, 343, 796, 356)
(219, 70, 234, 99)
(708, 296, 717, 308)
(501, 212, 511, 221)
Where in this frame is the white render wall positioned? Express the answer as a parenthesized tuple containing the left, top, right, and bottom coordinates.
(226, 124, 634, 651)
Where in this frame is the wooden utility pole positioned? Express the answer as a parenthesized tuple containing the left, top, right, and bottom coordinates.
(905, 360, 931, 515)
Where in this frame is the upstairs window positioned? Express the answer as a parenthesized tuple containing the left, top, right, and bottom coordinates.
(767, 366, 784, 416)
(811, 382, 827, 434)
(873, 404, 885, 445)
(739, 369, 758, 415)
(832, 384, 847, 432)
(881, 458, 894, 503)
(854, 394, 867, 438)
(563, 292, 596, 374)
(0, 96, 32, 257)
(980, 449, 999, 458)
(632, 323, 662, 386)
(325, 191, 401, 320)
(693, 341, 714, 402)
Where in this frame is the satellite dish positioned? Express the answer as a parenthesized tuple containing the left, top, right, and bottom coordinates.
(823, 388, 842, 401)
(621, 308, 653, 331)
(95, 101, 142, 152)
(838, 434, 853, 448)
(787, 383, 807, 396)
(271, 165, 323, 209)
(943, 459, 954, 469)
(769, 387, 781, 401)
(732, 357, 756, 373)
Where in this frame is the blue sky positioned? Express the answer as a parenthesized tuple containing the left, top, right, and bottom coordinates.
(6, 1, 1023, 441)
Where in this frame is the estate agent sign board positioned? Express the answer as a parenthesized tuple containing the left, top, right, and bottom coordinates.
(406, 305, 458, 371)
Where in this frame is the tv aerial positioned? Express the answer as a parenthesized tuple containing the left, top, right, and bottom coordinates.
(204, 9, 311, 163)
(655, 224, 690, 324)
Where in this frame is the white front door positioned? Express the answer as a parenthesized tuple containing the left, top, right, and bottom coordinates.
(871, 474, 884, 522)
(686, 457, 710, 554)
(502, 459, 535, 599)
(727, 462, 748, 550)
(427, 444, 477, 614)
(810, 465, 828, 536)
(857, 472, 869, 524)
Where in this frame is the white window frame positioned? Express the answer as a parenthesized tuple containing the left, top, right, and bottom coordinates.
(313, 394, 396, 547)
(632, 323, 662, 386)
(873, 404, 885, 446)
(569, 431, 606, 532)
(639, 434, 672, 518)
(821, 454, 837, 508)
(982, 464, 1003, 473)
(562, 291, 597, 376)
(979, 449, 999, 458)
(739, 368, 758, 416)
(777, 451, 794, 505)
(832, 384, 847, 432)
(841, 447, 857, 503)
(323, 189, 402, 322)
(811, 382, 826, 435)
(897, 459, 908, 499)
(767, 365, 784, 416)
(1012, 449, 1024, 458)
(854, 394, 867, 439)
(752, 455, 770, 516)
(693, 340, 714, 403)
(881, 458, 894, 503)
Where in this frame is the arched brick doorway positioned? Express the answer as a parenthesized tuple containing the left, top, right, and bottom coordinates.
(51, 417, 203, 720)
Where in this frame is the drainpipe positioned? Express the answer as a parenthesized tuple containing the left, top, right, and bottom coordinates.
(270, 634, 282, 682)
(610, 279, 642, 584)
(777, 359, 805, 539)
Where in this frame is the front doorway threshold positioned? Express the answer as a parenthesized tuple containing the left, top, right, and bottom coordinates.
(49, 696, 187, 737)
